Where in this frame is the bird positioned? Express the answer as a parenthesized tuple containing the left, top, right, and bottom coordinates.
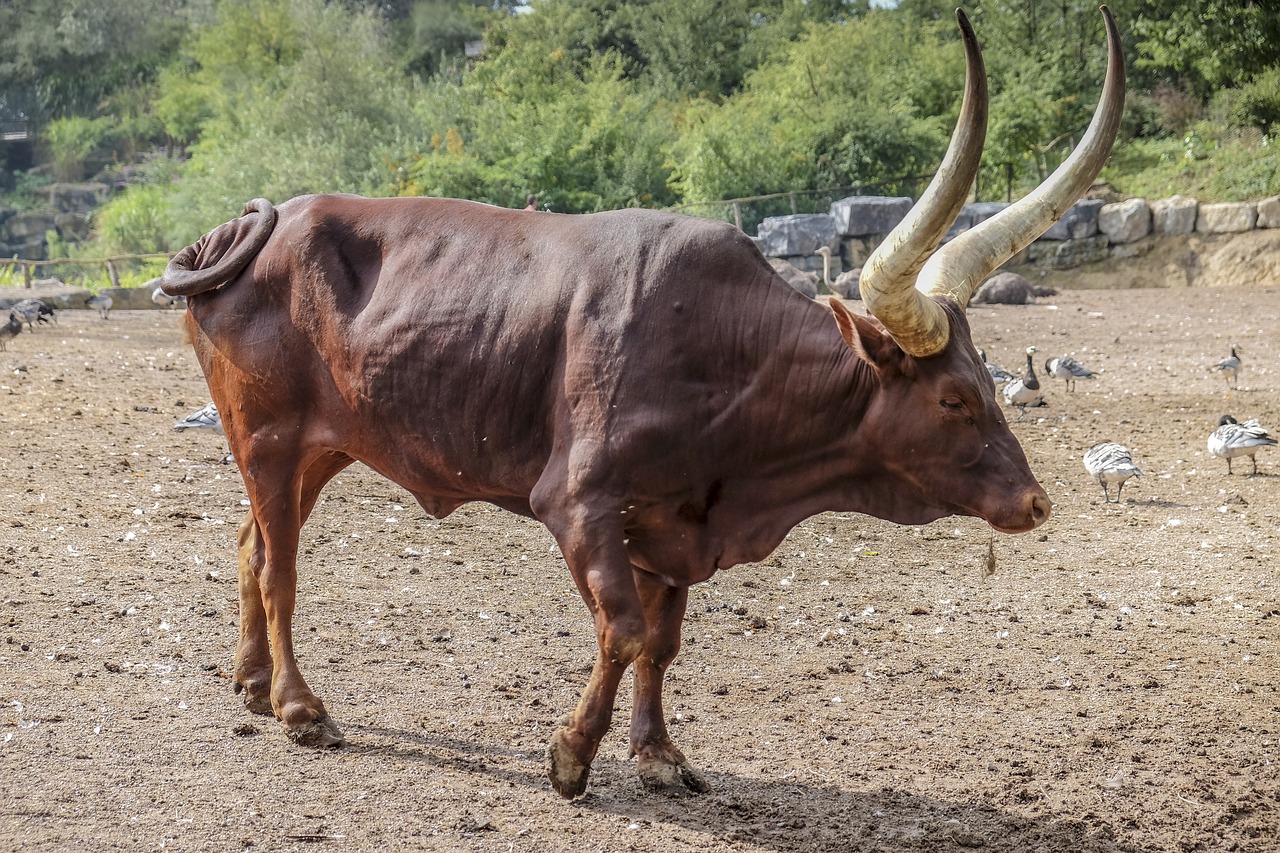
(1044, 355, 1095, 391)
(86, 293, 113, 319)
(1211, 345, 1241, 389)
(10, 298, 55, 330)
(1083, 442, 1142, 503)
(1207, 415, 1276, 475)
(152, 286, 177, 308)
(1001, 346, 1045, 418)
(978, 348, 1015, 384)
(815, 246, 836, 294)
(173, 401, 224, 434)
(0, 311, 21, 350)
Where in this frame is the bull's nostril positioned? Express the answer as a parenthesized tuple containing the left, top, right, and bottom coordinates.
(1031, 493, 1052, 525)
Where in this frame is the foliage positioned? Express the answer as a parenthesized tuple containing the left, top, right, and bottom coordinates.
(111, 258, 171, 290)
(1214, 67, 1280, 137)
(397, 1, 487, 78)
(156, 0, 436, 243)
(669, 12, 962, 203)
(5, 172, 54, 213)
(93, 184, 173, 255)
(41, 116, 115, 181)
(1129, 0, 1280, 97)
(1104, 127, 1280, 203)
(3, 0, 1280, 248)
(393, 21, 682, 212)
(0, 0, 203, 122)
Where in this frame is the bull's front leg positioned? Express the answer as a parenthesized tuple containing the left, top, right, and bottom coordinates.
(628, 571, 710, 794)
(537, 502, 647, 799)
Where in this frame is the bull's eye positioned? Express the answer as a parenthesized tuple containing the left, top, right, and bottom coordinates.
(941, 398, 965, 413)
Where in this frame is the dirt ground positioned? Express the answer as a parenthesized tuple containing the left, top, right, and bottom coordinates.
(1, 284, 1277, 853)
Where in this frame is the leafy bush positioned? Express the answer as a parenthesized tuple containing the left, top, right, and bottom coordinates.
(93, 184, 173, 254)
(5, 172, 54, 213)
(41, 117, 114, 182)
(1104, 126, 1280, 202)
(1215, 67, 1280, 135)
(156, 0, 434, 240)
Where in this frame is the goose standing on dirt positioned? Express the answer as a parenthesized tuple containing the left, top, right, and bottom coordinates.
(174, 401, 233, 462)
(1207, 415, 1276, 475)
(1002, 346, 1045, 418)
(86, 293, 113, 319)
(978, 348, 1015, 385)
(1211, 346, 1241, 389)
(1044, 355, 1096, 391)
(151, 286, 186, 309)
(0, 312, 21, 350)
(1083, 442, 1142, 503)
(173, 401, 224, 434)
(11, 298, 55, 330)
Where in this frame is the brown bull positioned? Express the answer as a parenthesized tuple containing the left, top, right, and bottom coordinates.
(159, 9, 1123, 799)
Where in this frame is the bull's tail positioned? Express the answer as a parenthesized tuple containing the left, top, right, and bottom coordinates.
(157, 199, 278, 297)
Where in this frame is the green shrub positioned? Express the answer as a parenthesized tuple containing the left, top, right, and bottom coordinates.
(1105, 127, 1280, 201)
(93, 184, 173, 254)
(42, 117, 115, 182)
(1216, 67, 1280, 135)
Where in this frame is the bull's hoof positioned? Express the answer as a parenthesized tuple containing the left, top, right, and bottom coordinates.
(637, 754, 712, 795)
(232, 680, 273, 716)
(546, 728, 591, 799)
(284, 715, 346, 748)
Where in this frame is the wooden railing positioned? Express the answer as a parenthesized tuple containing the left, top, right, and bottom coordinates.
(1, 253, 172, 288)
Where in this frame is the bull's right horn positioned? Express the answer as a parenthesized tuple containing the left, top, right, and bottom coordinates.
(918, 5, 1125, 311)
(857, 7, 987, 358)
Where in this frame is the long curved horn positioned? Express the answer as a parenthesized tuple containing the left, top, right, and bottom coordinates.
(918, 5, 1125, 312)
(858, 8, 987, 358)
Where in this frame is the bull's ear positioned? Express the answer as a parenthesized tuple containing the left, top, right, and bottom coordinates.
(828, 296, 901, 370)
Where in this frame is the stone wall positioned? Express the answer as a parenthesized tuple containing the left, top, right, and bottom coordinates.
(754, 192, 1280, 290)
(0, 182, 112, 259)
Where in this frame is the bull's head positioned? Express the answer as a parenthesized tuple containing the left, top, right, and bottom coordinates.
(831, 6, 1123, 533)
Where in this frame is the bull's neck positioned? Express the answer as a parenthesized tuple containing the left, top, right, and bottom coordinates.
(741, 299, 887, 512)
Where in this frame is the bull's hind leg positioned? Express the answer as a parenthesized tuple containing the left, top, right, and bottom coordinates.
(235, 451, 352, 746)
(232, 512, 273, 714)
(629, 571, 710, 794)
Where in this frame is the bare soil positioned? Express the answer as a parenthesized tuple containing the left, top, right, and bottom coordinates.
(1, 285, 1278, 853)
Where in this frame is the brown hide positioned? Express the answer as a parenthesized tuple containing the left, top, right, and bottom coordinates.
(166, 193, 1049, 796)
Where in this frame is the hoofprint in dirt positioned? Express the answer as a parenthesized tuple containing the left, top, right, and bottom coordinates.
(0, 287, 1276, 852)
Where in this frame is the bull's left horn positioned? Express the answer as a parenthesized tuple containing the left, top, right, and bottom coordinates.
(917, 5, 1125, 310)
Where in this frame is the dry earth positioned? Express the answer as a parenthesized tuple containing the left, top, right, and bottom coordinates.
(1, 283, 1278, 852)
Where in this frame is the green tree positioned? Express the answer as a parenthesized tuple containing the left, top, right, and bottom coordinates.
(397, 1, 486, 78)
(1129, 0, 1280, 96)
(0, 0, 205, 121)
(143, 0, 433, 241)
(669, 11, 965, 202)
(400, 48, 678, 211)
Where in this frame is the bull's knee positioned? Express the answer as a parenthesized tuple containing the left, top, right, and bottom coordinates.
(594, 596, 647, 655)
